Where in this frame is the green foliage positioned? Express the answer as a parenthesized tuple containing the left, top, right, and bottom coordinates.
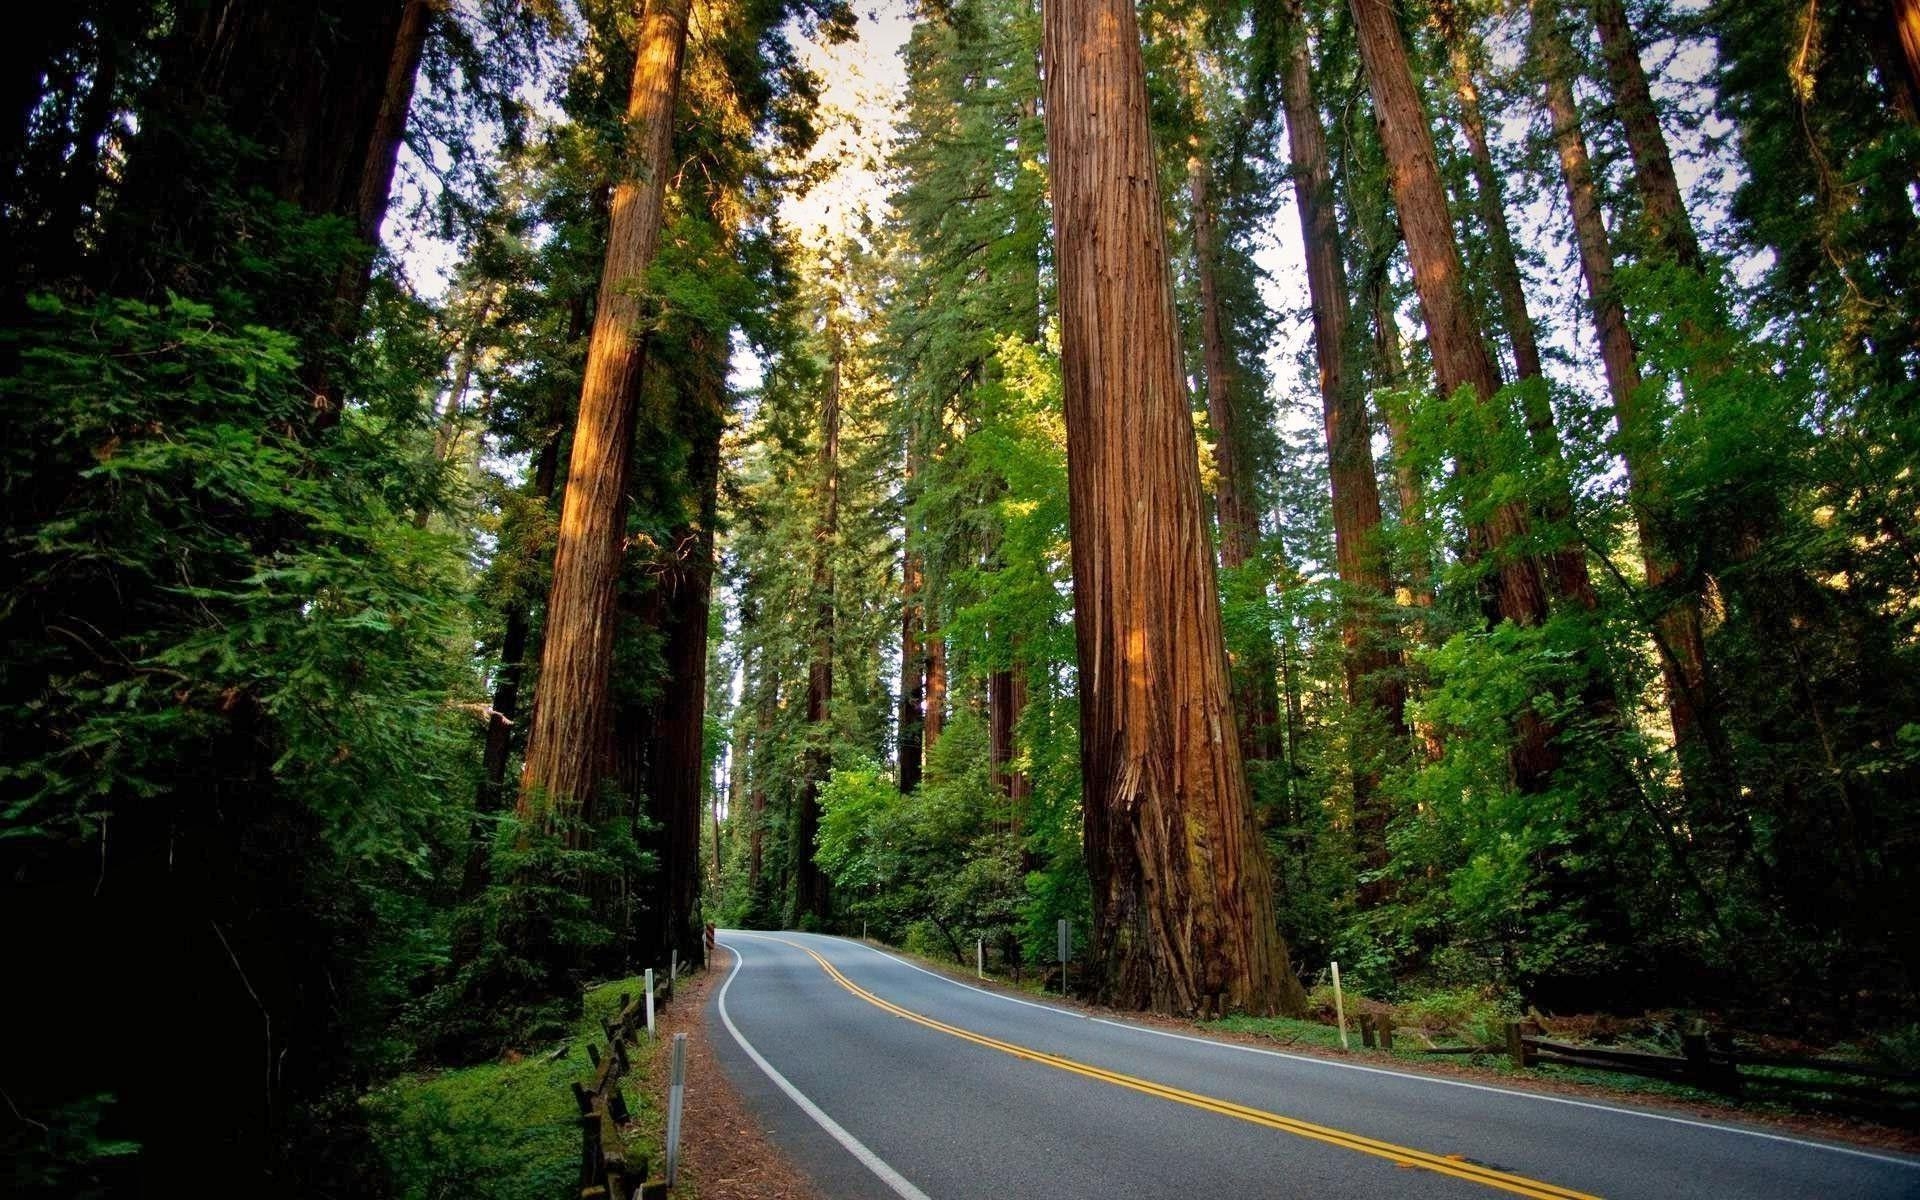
(367, 976, 652, 1200)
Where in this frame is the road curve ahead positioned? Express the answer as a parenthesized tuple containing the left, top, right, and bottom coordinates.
(708, 931, 1919, 1200)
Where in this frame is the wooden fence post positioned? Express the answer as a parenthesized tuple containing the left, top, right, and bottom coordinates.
(1379, 1019, 1394, 1051)
(1359, 1013, 1376, 1049)
(1506, 1020, 1530, 1069)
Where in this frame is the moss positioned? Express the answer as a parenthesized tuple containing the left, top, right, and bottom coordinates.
(366, 976, 654, 1200)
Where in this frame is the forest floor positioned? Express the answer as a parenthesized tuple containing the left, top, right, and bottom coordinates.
(363, 975, 655, 1199)
(851, 937, 1920, 1156)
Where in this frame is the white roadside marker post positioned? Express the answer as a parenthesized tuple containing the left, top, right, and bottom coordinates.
(666, 1032, 688, 1186)
(645, 968, 656, 1041)
(977, 937, 984, 980)
(1331, 961, 1349, 1050)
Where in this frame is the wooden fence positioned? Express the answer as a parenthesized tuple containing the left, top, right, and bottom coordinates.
(573, 965, 680, 1200)
(1348, 1013, 1919, 1119)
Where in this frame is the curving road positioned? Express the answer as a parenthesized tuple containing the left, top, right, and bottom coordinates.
(707, 931, 1920, 1199)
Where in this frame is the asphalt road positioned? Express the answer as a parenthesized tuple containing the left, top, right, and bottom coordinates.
(707, 930, 1920, 1199)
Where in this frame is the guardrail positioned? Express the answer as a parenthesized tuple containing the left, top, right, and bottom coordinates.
(573, 964, 681, 1200)
(1349, 1013, 1919, 1118)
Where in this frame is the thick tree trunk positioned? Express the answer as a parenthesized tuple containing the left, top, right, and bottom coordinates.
(1590, 0, 1701, 268)
(1045, 0, 1302, 1017)
(1349, 0, 1559, 790)
(1188, 141, 1283, 768)
(1533, 0, 1731, 816)
(636, 332, 726, 963)
(795, 328, 842, 924)
(517, 0, 693, 837)
(1276, 0, 1406, 895)
(1897, 0, 1920, 119)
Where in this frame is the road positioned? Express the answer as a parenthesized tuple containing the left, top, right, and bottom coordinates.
(707, 931, 1920, 1199)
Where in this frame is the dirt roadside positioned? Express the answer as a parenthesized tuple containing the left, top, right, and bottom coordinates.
(640, 945, 824, 1200)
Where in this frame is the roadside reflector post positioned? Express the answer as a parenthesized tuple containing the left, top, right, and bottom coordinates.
(1331, 961, 1349, 1050)
(1057, 918, 1070, 997)
(645, 968, 656, 1041)
(669, 950, 677, 1001)
(665, 1032, 687, 1186)
(977, 937, 984, 980)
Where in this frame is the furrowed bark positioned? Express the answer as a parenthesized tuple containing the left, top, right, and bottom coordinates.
(1046, 0, 1303, 1016)
(517, 0, 693, 837)
(794, 325, 842, 924)
(1188, 125, 1282, 766)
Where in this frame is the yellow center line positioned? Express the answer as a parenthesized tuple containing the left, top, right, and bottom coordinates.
(746, 934, 1601, 1200)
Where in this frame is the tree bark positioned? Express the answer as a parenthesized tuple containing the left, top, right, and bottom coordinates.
(1188, 134, 1283, 769)
(1276, 0, 1406, 895)
(1897, 0, 1920, 120)
(794, 324, 842, 924)
(1045, 0, 1303, 1016)
(899, 444, 926, 794)
(989, 665, 1029, 802)
(924, 629, 947, 751)
(1348, 0, 1559, 790)
(1431, 0, 1541, 384)
(1590, 0, 1702, 268)
(1365, 279, 1436, 613)
(634, 331, 726, 964)
(517, 0, 693, 837)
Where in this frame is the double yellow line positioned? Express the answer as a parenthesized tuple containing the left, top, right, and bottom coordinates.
(762, 935, 1599, 1200)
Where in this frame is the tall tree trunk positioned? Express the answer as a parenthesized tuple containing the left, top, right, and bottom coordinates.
(1348, 0, 1560, 790)
(924, 629, 947, 751)
(1590, 0, 1702, 268)
(1276, 0, 1406, 896)
(1430, 0, 1541, 384)
(636, 331, 727, 964)
(1365, 278, 1436, 612)
(1189, 134, 1283, 768)
(1895, 0, 1920, 119)
(1533, 0, 1732, 817)
(989, 663, 1029, 802)
(899, 444, 926, 794)
(1432, 0, 1596, 610)
(517, 0, 693, 837)
(745, 628, 772, 899)
(794, 326, 842, 924)
(430, 289, 497, 471)
(1045, 0, 1303, 1017)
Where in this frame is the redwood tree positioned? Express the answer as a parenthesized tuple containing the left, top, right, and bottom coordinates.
(1045, 0, 1302, 1016)
(518, 0, 694, 832)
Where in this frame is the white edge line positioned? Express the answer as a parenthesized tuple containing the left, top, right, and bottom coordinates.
(795, 932, 1920, 1172)
(714, 937, 934, 1200)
